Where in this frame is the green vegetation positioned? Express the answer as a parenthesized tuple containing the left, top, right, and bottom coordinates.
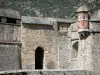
(0, 0, 100, 19)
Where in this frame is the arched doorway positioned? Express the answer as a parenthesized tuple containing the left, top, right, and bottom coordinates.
(72, 42, 78, 59)
(35, 47, 44, 69)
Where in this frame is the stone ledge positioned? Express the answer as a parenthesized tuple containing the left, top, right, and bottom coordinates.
(71, 38, 79, 41)
(0, 41, 22, 45)
(0, 70, 93, 75)
(0, 22, 21, 26)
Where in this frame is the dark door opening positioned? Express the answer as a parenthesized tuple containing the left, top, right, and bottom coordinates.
(35, 47, 44, 69)
(7, 18, 17, 24)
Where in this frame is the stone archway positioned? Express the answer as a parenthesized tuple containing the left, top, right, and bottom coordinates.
(35, 47, 44, 69)
(72, 41, 79, 59)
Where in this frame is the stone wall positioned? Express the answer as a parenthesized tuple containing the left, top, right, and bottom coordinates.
(0, 24, 21, 42)
(57, 22, 71, 69)
(0, 44, 21, 71)
(68, 22, 79, 69)
(0, 23, 21, 71)
(21, 21, 74, 70)
(0, 70, 93, 75)
(77, 35, 92, 70)
(26, 70, 92, 75)
(21, 24, 58, 70)
(76, 21, 100, 73)
(89, 22, 100, 74)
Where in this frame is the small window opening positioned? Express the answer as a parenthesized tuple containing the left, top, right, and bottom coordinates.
(83, 16, 85, 19)
(7, 18, 16, 24)
(0, 17, 1, 22)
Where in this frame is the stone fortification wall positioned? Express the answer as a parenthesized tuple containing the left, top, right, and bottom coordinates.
(21, 23, 58, 70)
(0, 70, 93, 75)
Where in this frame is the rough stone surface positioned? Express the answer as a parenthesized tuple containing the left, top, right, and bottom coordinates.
(21, 24, 58, 69)
(21, 21, 73, 70)
(0, 21, 21, 71)
(0, 24, 21, 42)
(22, 16, 54, 25)
(1, 8, 100, 75)
(0, 70, 93, 75)
(89, 22, 100, 74)
(57, 22, 71, 69)
(0, 44, 21, 71)
(0, 8, 21, 19)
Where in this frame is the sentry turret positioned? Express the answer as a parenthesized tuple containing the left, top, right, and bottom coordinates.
(77, 6, 90, 38)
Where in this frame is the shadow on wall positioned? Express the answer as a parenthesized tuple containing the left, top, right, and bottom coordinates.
(23, 24, 54, 30)
(79, 31, 90, 40)
(72, 41, 78, 59)
(0, 72, 27, 75)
